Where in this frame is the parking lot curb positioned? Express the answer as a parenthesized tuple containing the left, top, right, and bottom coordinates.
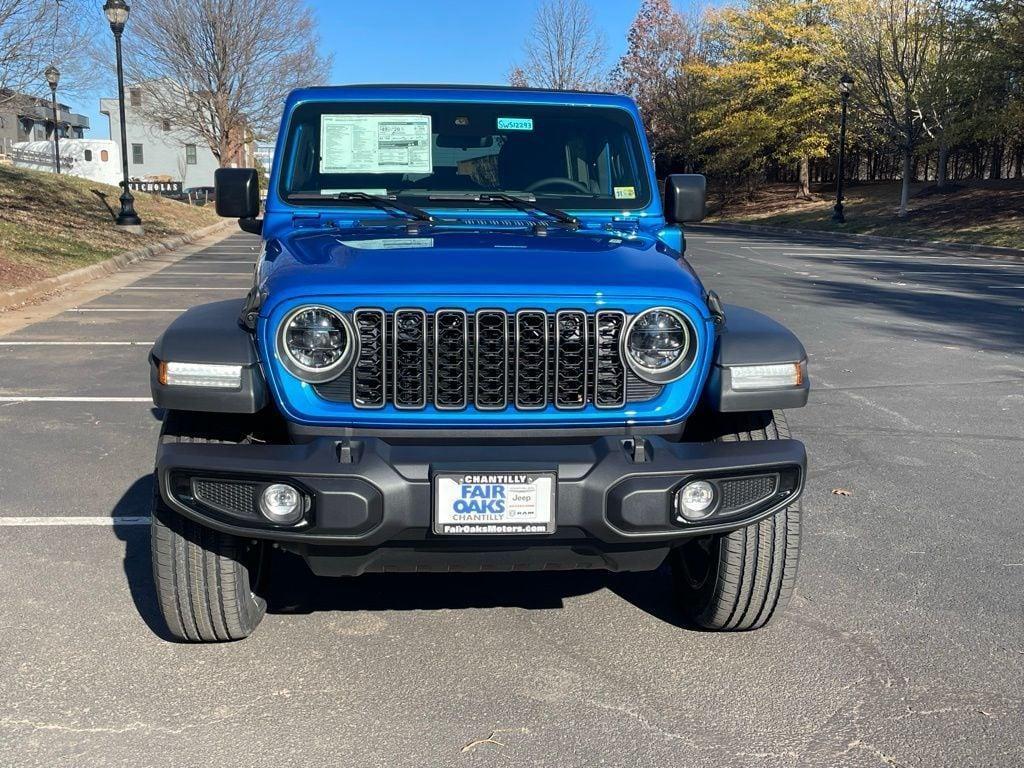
(692, 222, 1024, 263)
(0, 220, 237, 312)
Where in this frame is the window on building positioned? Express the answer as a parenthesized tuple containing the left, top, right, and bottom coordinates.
(161, 119, 171, 132)
(100, 150, 109, 162)
(185, 144, 197, 165)
(129, 88, 142, 107)
(132, 143, 144, 164)
(84, 149, 93, 161)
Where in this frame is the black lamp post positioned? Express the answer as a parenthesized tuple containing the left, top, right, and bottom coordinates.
(103, 0, 142, 228)
(44, 64, 61, 174)
(832, 72, 854, 224)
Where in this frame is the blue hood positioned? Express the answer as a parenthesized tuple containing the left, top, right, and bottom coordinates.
(258, 226, 706, 311)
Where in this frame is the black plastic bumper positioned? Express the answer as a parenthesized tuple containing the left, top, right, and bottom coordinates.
(157, 434, 806, 574)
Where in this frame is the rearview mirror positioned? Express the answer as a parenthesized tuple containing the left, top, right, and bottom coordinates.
(215, 168, 260, 220)
(664, 174, 706, 224)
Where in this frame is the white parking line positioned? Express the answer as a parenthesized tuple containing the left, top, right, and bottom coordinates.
(0, 341, 149, 346)
(69, 308, 186, 312)
(0, 396, 152, 402)
(178, 260, 256, 264)
(0, 516, 149, 526)
(118, 286, 244, 291)
(152, 274, 254, 280)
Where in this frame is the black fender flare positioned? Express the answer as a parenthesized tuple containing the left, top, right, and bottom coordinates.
(705, 304, 810, 412)
(149, 299, 269, 414)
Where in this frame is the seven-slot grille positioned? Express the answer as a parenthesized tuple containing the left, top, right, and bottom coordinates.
(314, 309, 663, 411)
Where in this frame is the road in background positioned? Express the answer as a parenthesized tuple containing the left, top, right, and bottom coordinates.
(1, 227, 1021, 767)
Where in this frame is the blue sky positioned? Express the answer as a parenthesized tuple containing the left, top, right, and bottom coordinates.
(81, 0, 654, 140)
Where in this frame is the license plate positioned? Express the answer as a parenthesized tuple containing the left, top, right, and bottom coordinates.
(433, 472, 556, 535)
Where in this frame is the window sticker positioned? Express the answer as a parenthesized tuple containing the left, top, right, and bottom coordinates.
(497, 117, 534, 131)
(614, 186, 637, 200)
(320, 114, 432, 174)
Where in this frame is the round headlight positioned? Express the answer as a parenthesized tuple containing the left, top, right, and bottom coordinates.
(277, 305, 356, 383)
(623, 307, 695, 383)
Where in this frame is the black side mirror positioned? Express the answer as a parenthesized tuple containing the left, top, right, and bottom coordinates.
(215, 168, 260, 220)
(664, 174, 706, 224)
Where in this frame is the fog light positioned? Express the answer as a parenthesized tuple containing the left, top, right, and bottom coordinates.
(259, 484, 302, 524)
(677, 480, 716, 521)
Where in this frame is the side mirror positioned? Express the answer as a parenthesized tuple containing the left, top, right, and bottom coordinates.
(215, 168, 260, 220)
(664, 174, 706, 224)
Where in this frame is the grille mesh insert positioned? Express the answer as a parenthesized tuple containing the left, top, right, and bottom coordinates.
(594, 311, 626, 408)
(434, 311, 468, 409)
(353, 309, 386, 408)
(555, 311, 588, 408)
(393, 310, 426, 408)
(515, 311, 548, 409)
(475, 310, 508, 409)
(718, 475, 778, 514)
(192, 479, 257, 517)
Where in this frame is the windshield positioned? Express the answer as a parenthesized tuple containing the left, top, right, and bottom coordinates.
(278, 101, 652, 211)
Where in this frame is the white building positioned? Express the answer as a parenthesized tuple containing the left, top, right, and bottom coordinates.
(100, 85, 220, 187)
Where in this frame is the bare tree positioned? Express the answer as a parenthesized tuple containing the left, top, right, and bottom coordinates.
(120, 0, 332, 166)
(511, 0, 608, 90)
(0, 0, 96, 108)
(835, 0, 946, 216)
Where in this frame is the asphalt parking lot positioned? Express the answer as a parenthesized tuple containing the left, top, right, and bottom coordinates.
(1, 226, 1022, 767)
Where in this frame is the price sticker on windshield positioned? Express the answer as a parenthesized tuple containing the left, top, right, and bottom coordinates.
(497, 117, 534, 131)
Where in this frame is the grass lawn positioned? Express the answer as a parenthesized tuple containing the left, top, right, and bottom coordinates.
(707, 178, 1024, 250)
(0, 164, 220, 292)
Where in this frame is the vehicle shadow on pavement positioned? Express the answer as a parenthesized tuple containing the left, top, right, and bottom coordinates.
(264, 548, 608, 614)
(263, 551, 693, 628)
(112, 475, 179, 642)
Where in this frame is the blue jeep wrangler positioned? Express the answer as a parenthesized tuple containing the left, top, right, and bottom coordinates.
(149, 85, 809, 642)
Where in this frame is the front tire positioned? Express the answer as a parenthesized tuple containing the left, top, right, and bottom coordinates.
(150, 412, 268, 642)
(670, 410, 801, 631)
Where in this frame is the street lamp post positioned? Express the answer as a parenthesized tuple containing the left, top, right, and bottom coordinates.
(103, 0, 142, 230)
(832, 73, 854, 224)
(44, 65, 61, 174)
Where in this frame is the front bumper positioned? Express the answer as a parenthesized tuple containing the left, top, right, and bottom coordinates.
(157, 434, 805, 575)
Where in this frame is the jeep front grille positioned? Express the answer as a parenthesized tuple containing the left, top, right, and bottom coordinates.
(314, 309, 663, 410)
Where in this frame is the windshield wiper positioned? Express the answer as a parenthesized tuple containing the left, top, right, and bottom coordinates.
(427, 192, 580, 230)
(287, 191, 434, 223)
(334, 191, 434, 223)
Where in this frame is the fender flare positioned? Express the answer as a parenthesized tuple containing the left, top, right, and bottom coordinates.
(149, 299, 269, 414)
(705, 304, 810, 412)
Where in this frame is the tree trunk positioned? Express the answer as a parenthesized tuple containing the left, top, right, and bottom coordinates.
(898, 148, 912, 218)
(989, 140, 1003, 180)
(937, 144, 949, 189)
(796, 156, 810, 199)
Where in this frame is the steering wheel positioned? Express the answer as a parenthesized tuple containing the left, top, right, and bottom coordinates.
(525, 177, 593, 194)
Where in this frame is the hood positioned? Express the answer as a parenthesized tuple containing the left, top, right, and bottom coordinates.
(258, 226, 705, 311)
